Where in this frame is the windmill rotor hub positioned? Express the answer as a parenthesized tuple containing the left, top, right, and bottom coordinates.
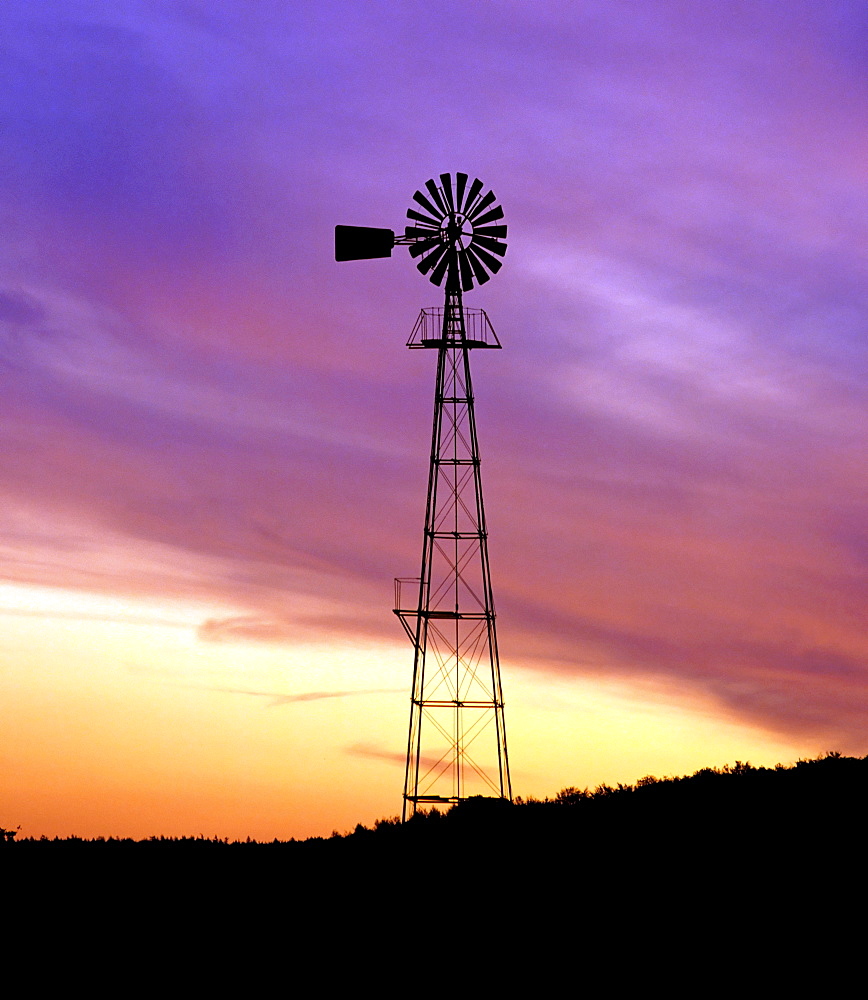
(442, 213, 471, 246)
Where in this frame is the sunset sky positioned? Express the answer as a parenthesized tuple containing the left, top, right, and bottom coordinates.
(2, 1, 865, 840)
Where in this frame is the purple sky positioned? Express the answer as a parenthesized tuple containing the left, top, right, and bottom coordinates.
(2, 1, 866, 752)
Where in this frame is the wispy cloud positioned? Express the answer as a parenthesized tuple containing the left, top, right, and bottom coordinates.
(346, 743, 428, 771)
(197, 616, 300, 644)
(0, 605, 188, 629)
(207, 687, 401, 708)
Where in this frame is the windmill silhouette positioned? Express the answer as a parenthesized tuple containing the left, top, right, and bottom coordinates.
(336, 173, 511, 818)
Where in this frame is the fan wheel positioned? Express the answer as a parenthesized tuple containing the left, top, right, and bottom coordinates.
(405, 173, 507, 291)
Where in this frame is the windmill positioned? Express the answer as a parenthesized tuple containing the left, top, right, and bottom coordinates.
(336, 173, 511, 819)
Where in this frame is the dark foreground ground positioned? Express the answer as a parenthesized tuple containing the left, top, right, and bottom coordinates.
(10, 752, 867, 962)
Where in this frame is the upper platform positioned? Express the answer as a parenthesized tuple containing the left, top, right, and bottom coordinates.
(407, 307, 501, 349)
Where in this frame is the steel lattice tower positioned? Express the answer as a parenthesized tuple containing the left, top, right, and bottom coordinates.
(336, 172, 512, 819)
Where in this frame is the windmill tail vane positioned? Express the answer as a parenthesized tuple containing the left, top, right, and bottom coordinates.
(335, 173, 511, 819)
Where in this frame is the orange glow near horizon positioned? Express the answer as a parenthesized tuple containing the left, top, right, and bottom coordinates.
(2, 582, 812, 841)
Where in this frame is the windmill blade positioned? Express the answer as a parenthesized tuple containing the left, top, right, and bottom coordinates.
(417, 243, 448, 275)
(430, 250, 452, 287)
(412, 190, 445, 221)
(473, 225, 508, 239)
(440, 173, 455, 213)
(458, 249, 475, 292)
(450, 256, 462, 291)
(471, 205, 504, 227)
(472, 234, 507, 257)
(463, 178, 484, 216)
(455, 173, 468, 213)
(407, 208, 441, 228)
(466, 189, 496, 220)
(409, 236, 442, 259)
(467, 241, 503, 274)
(464, 246, 491, 286)
(424, 179, 448, 217)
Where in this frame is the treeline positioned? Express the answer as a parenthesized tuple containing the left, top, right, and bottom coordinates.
(6, 752, 867, 851)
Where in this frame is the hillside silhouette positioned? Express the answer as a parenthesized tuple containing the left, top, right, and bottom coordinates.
(7, 753, 866, 872)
